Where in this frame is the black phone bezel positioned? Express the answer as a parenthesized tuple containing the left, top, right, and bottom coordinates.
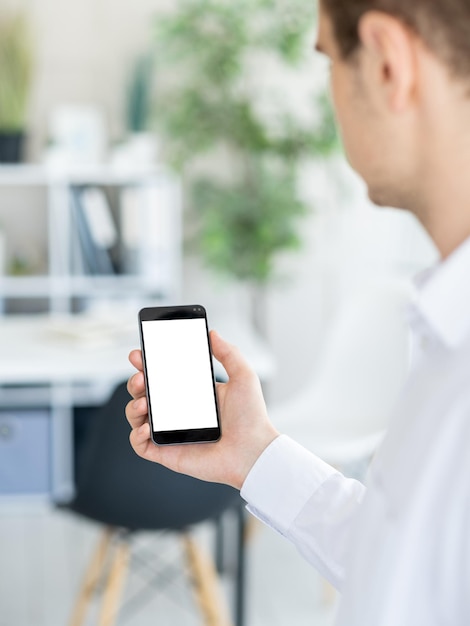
(138, 304, 221, 446)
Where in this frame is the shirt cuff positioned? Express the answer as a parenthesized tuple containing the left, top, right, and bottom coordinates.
(240, 434, 338, 537)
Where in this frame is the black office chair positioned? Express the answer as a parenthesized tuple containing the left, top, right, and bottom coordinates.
(66, 382, 246, 626)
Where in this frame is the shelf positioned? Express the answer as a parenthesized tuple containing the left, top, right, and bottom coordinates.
(0, 164, 182, 309)
(0, 163, 173, 187)
(0, 275, 172, 298)
(0, 276, 52, 297)
(0, 164, 49, 186)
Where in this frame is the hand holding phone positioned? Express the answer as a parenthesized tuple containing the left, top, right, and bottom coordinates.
(138, 305, 221, 445)
(128, 317, 280, 488)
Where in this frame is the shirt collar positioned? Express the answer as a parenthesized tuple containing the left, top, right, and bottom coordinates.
(411, 236, 470, 349)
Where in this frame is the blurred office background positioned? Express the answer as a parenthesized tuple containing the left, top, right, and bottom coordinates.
(0, 1, 438, 625)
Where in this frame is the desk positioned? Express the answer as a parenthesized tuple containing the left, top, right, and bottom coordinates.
(0, 312, 275, 502)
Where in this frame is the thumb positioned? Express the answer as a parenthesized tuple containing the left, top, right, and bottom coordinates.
(210, 330, 254, 381)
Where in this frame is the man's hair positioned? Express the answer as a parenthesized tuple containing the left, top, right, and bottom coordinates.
(323, 0, 470, 78)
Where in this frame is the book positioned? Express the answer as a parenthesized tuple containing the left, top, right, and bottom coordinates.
(71, 186, 117, 275)
(119, 180, 176, 290)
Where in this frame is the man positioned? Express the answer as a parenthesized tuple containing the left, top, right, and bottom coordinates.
(126, 1, 470, 623)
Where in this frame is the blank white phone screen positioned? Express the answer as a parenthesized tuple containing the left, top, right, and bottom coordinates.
(142, 318, 218, 432)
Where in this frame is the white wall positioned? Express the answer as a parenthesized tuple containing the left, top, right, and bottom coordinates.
(3, 0, 439, 403)
(266, 162, 437, 402)
(9, 0, 172, 159)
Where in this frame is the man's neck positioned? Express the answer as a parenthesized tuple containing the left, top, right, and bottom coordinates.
(420, 198, 470, 262)
(413, 124, 470, 259)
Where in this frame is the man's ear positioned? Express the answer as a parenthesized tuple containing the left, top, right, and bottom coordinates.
(358, 11, 417, 112)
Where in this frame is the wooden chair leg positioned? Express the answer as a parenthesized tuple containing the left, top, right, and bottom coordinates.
(183, 533, 234, 626)
(321, 577, 337, 607)
(244, 514, 261, 543)
(97, 536, 130, 626)
(68, 528, 114, 626)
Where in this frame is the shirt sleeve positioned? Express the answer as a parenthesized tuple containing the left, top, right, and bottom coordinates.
(240, 435, 366, 590)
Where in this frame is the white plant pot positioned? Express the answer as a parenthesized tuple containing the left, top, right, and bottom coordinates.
(0, 230, 5, 314)
(110, 132, 159, 169)
(0, 230, 5, 277)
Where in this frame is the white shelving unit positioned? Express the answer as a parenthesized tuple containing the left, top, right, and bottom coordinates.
(0, 163, 182, 503)
(0, 163, 182, 313)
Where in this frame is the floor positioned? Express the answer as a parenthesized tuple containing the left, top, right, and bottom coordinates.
(0, 501, 338, 626)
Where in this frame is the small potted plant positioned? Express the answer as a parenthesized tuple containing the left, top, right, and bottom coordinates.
(0, 13, 33, 163)
(112, 52, 158, 168)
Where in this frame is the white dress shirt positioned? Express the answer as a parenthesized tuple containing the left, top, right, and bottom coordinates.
(241, 237, 470, 625)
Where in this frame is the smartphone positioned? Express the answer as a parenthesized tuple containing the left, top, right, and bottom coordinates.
(138, 305, 221, 445)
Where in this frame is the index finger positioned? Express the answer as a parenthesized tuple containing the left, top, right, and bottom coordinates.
(129, 349, 143, 371)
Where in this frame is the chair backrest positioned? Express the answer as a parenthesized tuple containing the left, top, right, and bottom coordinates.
(268, 280, 412, 464)
(70, 382, 240, 531)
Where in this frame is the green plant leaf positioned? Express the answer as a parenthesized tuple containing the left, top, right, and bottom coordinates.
(151, 0, 338, 284)
(0, 13, 33, 131)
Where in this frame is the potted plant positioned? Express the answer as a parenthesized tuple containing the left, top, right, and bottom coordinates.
(124, 52, 159, 165)
(152, 0, 338, 327)
(0, 13, 33, 163)
(112, 52, 159, 168)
